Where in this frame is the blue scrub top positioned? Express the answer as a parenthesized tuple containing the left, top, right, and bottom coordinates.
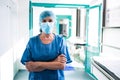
(21, 34, 72, 80)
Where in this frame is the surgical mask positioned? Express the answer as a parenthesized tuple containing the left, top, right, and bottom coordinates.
(40, 22, 54, 34)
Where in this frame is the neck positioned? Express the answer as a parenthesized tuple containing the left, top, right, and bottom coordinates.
(41, 33, 54, 39)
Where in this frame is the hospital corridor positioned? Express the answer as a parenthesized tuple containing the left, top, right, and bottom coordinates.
(0, 0, 120, 80)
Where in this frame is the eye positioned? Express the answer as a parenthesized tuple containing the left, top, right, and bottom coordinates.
(48, 19, 53, 22)
(42, 20, 46, 22)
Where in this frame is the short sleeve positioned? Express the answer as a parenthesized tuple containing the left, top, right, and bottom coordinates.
(59, 37, 72, 64)
(21, 39, 32, 65)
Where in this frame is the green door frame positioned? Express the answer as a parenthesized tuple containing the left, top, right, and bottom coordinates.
(29, 1, 89, 37)
(85, 4, 102, 79)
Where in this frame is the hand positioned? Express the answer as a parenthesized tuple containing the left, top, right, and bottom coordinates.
(54, 54, 66, 63)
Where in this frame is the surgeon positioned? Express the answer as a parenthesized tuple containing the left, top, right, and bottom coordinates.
(21, 10, 72, 80)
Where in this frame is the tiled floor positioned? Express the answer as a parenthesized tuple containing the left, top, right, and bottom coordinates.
(14, 69, 94, 80)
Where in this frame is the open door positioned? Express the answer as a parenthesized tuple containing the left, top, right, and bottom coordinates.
(85, 4, 102, 75)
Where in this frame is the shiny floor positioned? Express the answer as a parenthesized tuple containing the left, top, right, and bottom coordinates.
(14, 69, 94, 80)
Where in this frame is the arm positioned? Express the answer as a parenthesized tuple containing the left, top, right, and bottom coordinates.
(42, 54, 66, 70)
(26, 54, 66, 72)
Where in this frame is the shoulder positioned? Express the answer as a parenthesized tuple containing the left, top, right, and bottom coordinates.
(55, 34, 65, 41)
(28, 34, 39, 43)
(54, 34, 66, 44)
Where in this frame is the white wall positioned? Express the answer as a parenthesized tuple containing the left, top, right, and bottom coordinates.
(14, 0, 29, 70)
(102, 0, 120, 57)
(0, 0, 29, 79)
(0, 0, 11, 56)
(0, 48, 14, 80)
(106, 0, 120, 27)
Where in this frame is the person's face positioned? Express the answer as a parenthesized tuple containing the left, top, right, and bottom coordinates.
(40, 16, 55, 34)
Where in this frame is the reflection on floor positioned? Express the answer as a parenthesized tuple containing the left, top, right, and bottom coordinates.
(14, 69, 94, 80)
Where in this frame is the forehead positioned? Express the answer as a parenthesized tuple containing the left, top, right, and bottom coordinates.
(42, 16, 53, 20)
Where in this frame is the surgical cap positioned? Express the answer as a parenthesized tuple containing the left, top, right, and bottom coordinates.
(39, 10, 56, 23)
